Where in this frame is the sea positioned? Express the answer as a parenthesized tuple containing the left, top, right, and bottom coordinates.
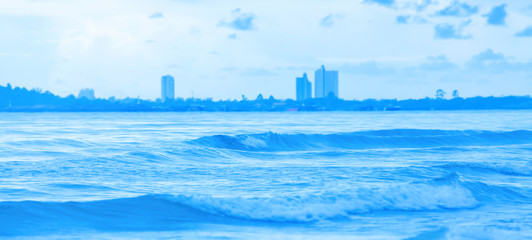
(0, 110, 531, 239)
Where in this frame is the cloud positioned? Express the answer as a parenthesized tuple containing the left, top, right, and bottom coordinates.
(365, 0, 434, 11)
(465, 49, 532, 72)
(240, 68, 277, 77)
(435, 1, 478, 17)
(474, 49, 503, 60)
(218, 8, 256, 31)
(189, 27, 200, 35)
(419, 55, 457, 71)
(396, 15, 409, 24)
(515, 26, 532, 37)
(483, 4, 507, 25)
(149, 12, 164, 19)
(468, 49, 506, 68)
(227, 33, 237, 39)
(320, 14, 343, 27)
(339, 61, 395, 75)
(403, 0, 433, 12)
(434, 20, 472, 39)
(363, 0, 394, 7)
(396, 15, 427, 24)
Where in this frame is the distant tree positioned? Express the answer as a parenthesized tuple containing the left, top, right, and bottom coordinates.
(452, 90, 460, 98)
(326, 91, 337, 100)
(435, 89, 446, 99)
(241, 95, 248, 101)
(255, 93, 264, 101)
(268, 95, 275, 101)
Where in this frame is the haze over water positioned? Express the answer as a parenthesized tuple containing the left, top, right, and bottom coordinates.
(1, 110, 531, 239)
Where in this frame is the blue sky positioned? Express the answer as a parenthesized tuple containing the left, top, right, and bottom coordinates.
(0, 0, 531, 100)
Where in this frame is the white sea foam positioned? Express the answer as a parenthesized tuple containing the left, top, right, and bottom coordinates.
(171, 182, 478, 222)
(240, 136, 268, 148)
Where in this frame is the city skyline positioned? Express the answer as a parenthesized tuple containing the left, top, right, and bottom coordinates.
(1, 0, 531, 100)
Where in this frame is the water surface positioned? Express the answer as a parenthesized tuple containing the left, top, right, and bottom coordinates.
(0, 111, 531, 239)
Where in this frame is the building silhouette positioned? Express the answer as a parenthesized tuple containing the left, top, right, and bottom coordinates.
(161, 75, 175, 101)
(296, 73, 312, 101)
(314, 65, 338, 98)
(78, 88, 95, 100)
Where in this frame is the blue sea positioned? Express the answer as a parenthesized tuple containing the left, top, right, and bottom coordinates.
(1, 111, 531, 239)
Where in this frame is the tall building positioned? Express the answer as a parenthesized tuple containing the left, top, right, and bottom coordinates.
(314, 65, 338, 98)
(78, 88, 95, 100)
(161, 75, 175, 101)
(296, 73, 312, 101)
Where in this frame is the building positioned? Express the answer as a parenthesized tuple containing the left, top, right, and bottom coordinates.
(161, 75, 175, 101)
(78, 88, 95, 100)
(314, 65, 338, 98)
(296, 73, 312, 101)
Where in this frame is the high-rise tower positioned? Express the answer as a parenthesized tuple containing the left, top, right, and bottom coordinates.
(296, 73, 312, 101)
(314, 65, 338, 98)
(161, 75, 175, 101)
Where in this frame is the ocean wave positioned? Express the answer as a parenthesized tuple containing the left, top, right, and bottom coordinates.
(172, 183, 477, 222)
(0, 177, 481, 236)
(438, 162, 532, 177)
(6, 138, 91, 148)
(3, 172, 529, 236)
(188, 129, 532, 151)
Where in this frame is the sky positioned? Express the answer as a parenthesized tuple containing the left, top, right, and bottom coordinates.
(1, 0, 531, 100)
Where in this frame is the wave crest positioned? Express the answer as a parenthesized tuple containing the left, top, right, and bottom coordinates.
(173, 183, 477, 222)
(0, 178, 478, 227)
(188, 129, 532, 151)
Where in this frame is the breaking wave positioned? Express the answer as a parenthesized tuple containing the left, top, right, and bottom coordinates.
(189, 129, 532, 151)
(3, 173, 526, 236)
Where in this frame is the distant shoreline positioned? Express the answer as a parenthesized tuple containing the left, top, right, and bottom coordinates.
(2, 84, 532, 112)
(2, 97, 532, 112)
(2, 108, 532, 113)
